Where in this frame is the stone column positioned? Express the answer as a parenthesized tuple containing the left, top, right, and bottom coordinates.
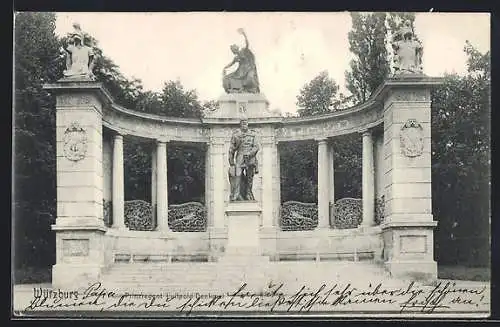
(102, 134, 113, 226)
(317, 138, 330, 229)
(261, 135, 276, 228)
(274, 142, 281, 226)
(156, 141, 170, 233)
(205, 143, 212, 226)
(45, 81, 110, 288)
(361, 129, 375, 227)
(151, 145, 157, 227)
(328, 142, 335, 227)
(112, 134, 125, 229)
(211, 140, 226, 229)
(206, 134, 227, 261)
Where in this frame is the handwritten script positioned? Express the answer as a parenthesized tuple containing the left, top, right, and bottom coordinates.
(22, 281, 488, 315)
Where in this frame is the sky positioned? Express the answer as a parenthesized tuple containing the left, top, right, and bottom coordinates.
(55, 12, 490, 114)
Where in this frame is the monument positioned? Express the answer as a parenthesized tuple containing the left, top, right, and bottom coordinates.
(221, 31, 267, 262)
(391, 20, 424, 75)
(61, 23, 96, 80)
(228, 118, 260, 202)
(43, 22, 443, 291)
(222, 28, 260, 94)
(206, 28, 277, 119)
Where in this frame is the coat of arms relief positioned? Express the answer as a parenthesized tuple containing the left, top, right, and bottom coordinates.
(400, 119, 424, 158)
(63, 122, 88, 162)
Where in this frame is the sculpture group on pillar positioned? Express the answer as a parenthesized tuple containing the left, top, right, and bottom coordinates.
(61, 23, 96, 80)
(391, 20, 423, 75)
(228, 119, 260, 201)
(222, 28, 260, 94)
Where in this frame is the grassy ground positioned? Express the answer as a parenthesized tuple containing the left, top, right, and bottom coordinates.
(438, 265, 490, 282)
(13, 264, 491, 285)
(13, 266, 52, 284)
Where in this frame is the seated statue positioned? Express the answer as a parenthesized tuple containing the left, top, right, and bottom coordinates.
(62, 23, 96, 80)
(222, 28, 260, 94)
(391, 20, 423, 75)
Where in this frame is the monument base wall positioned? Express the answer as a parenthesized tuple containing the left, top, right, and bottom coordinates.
(100, 226, 384, 265)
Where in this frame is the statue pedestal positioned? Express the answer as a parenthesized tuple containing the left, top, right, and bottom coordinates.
(221, 201, 268, 263)
(205, 93, 280, 119)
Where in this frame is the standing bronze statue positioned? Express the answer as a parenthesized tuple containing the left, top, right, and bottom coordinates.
(228, 119, 260, 201)
(222, 28, 260, 93)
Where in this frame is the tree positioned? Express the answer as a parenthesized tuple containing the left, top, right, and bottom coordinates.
(168, 144, 205, 204)
(431, 42, 490, 267)
(345, 12, 390, 104)
(156, 81, 203, 118)
(296, 71, 342, 116)
(14, 12, 62, 276)
(201, 100, 219, 116)
(280, 141, 318, 203)
(386, 12, 417, 37)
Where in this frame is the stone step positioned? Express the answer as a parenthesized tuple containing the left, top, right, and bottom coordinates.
(102, 262, 389, 279)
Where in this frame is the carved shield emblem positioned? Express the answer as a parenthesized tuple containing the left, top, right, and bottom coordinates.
(238, 102, 247, 114)
(63, 122, 88, 161)
(400, 119, 424, 157)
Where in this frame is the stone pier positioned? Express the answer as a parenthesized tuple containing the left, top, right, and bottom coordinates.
(378, 77, 441, 280)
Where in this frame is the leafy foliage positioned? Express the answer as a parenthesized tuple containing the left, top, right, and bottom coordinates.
(280, 141, 318, 203)
(345, 12, 390, 104)
(296, 71, 342, 116)
(168, 144, 206, 204)
(386, 12, 417, 38)
(13, 12, 62, 267)
(14, 12, 61, 271)
(158, 81, 203, 118)
(431, 43, 490, 266)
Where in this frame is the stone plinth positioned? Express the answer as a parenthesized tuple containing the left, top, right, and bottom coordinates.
(222, 201, 268, 262)
(205, 93, 280, 119)
(52, 225, 107, 287)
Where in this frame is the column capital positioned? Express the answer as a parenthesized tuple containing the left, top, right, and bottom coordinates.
(360, 128, 372, 137)
(156, 138, 169, 145)
(114, 133, 123, 140)
(109, 126, 128, 138)
(261, 137, 277, 146)
(315, 137, 328, 144)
